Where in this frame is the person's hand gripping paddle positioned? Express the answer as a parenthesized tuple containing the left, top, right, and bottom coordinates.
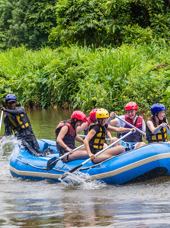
(60, 131, 133, 180)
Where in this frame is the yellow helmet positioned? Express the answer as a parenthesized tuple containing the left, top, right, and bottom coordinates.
(96, 108, 109, 119)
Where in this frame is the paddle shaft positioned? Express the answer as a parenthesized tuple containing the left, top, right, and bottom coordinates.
(50, 144, 84, 165)
(154, 125, 170, 135)
(0, 110, 3, 134)
(114, 114, 146, 136)
(166, 126, 170, 135)
(154, 125, 162, 134)
(66, 131, 133, 174)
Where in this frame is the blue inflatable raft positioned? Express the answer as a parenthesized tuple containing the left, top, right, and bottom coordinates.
(9, 139, 170, 185)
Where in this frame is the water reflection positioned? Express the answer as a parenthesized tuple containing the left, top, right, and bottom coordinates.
(26, 109, 73, 140)
(4, 182, 170, 227)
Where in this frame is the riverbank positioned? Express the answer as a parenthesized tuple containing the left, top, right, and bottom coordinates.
(0, 41, 170, 113)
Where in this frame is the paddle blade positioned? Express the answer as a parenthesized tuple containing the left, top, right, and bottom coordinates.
(47, 156, 58, 172)
(60, 163, 83, 180)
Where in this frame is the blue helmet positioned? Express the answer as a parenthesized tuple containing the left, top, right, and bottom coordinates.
(5, 94, 17, 103)
(150, 103, 166, 115)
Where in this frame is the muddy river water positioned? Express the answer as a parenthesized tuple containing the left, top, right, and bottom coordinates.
(0, 109, 170, 227)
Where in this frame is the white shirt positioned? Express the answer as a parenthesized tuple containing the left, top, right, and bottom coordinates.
(113, 115, 146, 132)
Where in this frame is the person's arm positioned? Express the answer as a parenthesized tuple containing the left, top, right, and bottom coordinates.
(147, 120, 168, 134)
(107, 125, 134, 133)
(107, 112, 118, 125)
(77, 122, 88, 132)
(142, 119, 146, 139)
(109, 119, 119, 126)
(2, 107, 25, 115)
(106, 130, 112, 140)
(56, 125, 73, 153)
(75, 134, 84, 144)
(84, 128, 98, 160)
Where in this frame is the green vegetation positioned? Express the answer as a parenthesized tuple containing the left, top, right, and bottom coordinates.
(0, 0, 57, 49)
(0, 0, 170, 112)
(49, 0, 170, 47)
(0, 42, 170, 113)
(0, 0, 170, 49)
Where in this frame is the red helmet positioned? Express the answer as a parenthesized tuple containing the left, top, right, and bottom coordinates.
(125, 102, 138, 111)
(71, 111, 87, 122)
(89, 108, 98, 122)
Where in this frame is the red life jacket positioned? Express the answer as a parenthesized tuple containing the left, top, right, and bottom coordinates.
(118, 115, 143, 142)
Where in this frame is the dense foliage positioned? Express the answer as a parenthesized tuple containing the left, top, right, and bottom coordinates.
(0, 0, 170, 49)
(0, 0, 170, 113)
(0, 42, 170, 113)
(0, 0, 57, 49)
(49, 0, 170, 47)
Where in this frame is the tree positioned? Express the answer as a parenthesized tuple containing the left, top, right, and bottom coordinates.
(0, 0, 58, 49)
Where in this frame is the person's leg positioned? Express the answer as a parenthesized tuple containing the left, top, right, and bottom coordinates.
(135, 142, 146, 149)
(68, 147, 89, 161)
(21, 139, 44, 156)
(103, 137, 121, 148)
(29, 135, 42, 153)
(92, 145, 125, 163)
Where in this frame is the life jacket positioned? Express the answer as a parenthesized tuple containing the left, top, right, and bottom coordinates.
(55, 121, 76, 149)
(146, 117, 168, 143)
(88, 123, 106, 150)
(117, 115, 143, 142)
(84, 117, 95, 135)
(6, 112, 30, 133)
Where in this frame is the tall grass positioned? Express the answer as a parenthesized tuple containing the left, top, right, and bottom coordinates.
(0, 41, 170, 113)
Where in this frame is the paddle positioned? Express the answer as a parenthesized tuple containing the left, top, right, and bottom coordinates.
(166, 126, 170, 135)
(78, 134, 110, 141)
(47, 144, 84, 172)
(60, 130, 133, 180)
(107, 113, 146, 136)
(154, 125, 163, 134)
(154, 125, 170, 135)
(0, 110, 3, 135)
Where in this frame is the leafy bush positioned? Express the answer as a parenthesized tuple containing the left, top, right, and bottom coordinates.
(50, 0, 170, 47)
(49, 0, 107, 47)
(0, 42, 170, 113)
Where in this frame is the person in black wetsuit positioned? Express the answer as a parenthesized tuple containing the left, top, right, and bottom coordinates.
(1, 94, 44, 156)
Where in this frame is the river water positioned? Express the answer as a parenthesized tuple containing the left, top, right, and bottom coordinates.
(1, 109, 170, 228)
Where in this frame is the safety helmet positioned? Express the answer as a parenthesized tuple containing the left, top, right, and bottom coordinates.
(71, 111, 87, 122)
(96, 108, 109, 119)
(125, 102, 138, 111)
(150, 103, 166, 115)
(5, 94, 17, 103)
(89, 108, 98, 122)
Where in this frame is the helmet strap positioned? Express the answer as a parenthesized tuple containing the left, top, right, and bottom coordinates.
(154, 113, 160, 124)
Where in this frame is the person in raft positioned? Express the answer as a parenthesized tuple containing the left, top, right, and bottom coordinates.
(146, 103, 169, 143)
(83, 108, 135, 163)
(77, 108, 114, 145)
(107, 102, 146, 151)
(77, 109, 98, 135)
(1, 94, 45, 156)
(56, 110, 89, 162)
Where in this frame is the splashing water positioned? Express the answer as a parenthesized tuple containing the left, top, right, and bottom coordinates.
(0, 136, 18, 157)
(59, 171, 106, 190)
